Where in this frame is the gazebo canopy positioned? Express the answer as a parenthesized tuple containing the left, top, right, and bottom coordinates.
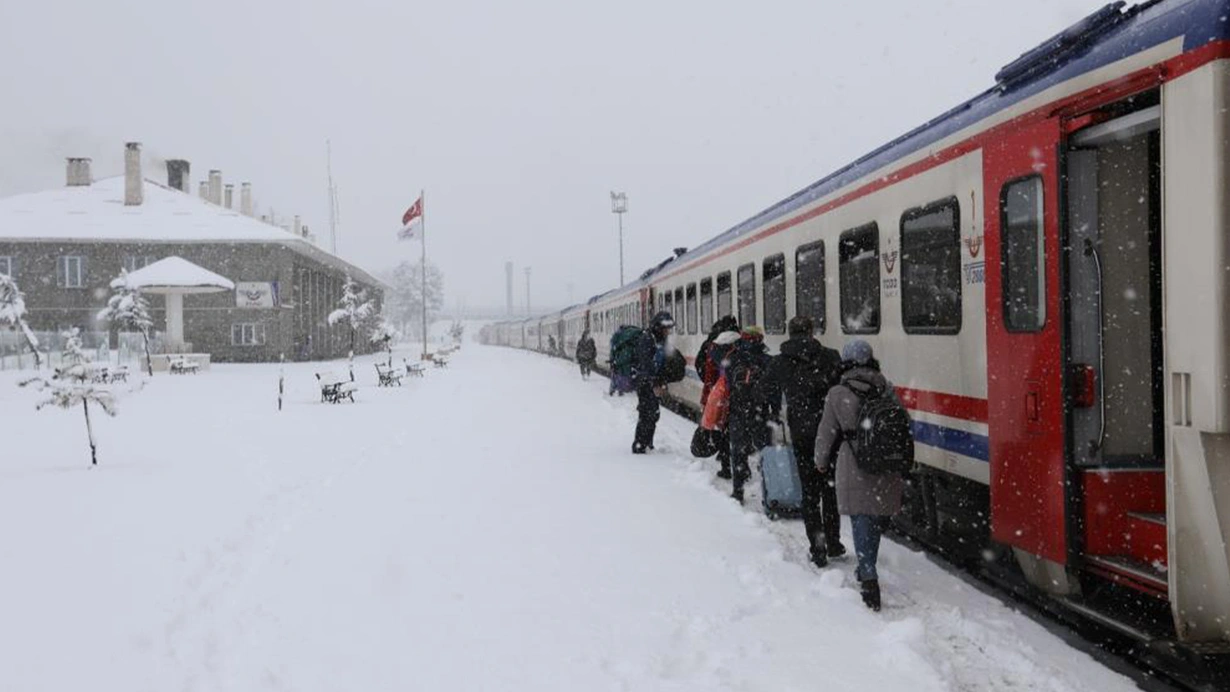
(113, 256, 234, 294)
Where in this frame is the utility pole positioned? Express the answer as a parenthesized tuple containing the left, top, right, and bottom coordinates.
(611, 191, 627, 286)
(326, 140, 339, 254)
(525, 267, 532, 315)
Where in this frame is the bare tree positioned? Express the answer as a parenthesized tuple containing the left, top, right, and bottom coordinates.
(382, 260, 444, 342)
(20, 328, 116, 467)
(369, 317, 400, 368)
(97, 270, 155, 376)
(0, 273, 43, 368)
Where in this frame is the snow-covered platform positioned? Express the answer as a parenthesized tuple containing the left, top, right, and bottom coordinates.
(0, 346, 1139, 691)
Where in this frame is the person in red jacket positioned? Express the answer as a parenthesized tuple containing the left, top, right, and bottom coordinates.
(696, 316, 740, 478)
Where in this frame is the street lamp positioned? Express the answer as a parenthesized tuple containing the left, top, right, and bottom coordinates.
(610, 191, 627, 286)
(525, 266, 532, 315)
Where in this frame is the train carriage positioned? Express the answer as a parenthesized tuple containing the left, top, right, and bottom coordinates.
(487, 0, 1230, 660)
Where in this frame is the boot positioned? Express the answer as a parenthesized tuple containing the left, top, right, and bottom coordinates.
(827, 543, 848, 559)
(860, 579, 881, 612)
(716, 467, 732, 480)
(631, 442, 648, 454)
(809, 548, 829, 569)
(730, 486, 744, 503)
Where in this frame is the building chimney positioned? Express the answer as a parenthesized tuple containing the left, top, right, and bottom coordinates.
(207, 170, 222, 205)
(224, 184, 234, 209)
(124, 142, 143, 206)
(66, 158, 92, 187)
(199, 181, 209, 199)
(240, 182, 253, 216)
(166, 159, 190, 192)
(293, 215, 301, 237)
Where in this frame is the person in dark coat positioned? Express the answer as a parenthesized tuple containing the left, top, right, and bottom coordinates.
(576, 330, 597, 379)
(725, 326, 773, 502)
(631, 311, 675, 454)
(815, 340, 905, 612)
(759, 316, 846, 567)
(697, 316, 740, 479)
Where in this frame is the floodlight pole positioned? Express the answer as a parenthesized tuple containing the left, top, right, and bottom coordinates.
(525, 267, 532, 315)
(611, 191, 627, 286)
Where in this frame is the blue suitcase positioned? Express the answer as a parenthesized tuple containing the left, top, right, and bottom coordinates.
(760, 436, 804, 520)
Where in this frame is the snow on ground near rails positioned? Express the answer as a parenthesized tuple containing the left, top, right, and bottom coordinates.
(0, 345, 1139, 691)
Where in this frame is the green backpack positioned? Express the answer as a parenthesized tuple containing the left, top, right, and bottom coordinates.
(610, 326, 643, 376)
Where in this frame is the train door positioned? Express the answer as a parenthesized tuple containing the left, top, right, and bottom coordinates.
(984, 117, 1070, 589)
(1065, 100, 1167, 595)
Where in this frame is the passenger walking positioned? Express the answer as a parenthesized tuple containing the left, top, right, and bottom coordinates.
(631, 312, 675, 454)
(760, 316, 846, 567)
(814, 340, 907, 612)
(697, 316, 740, 479)
(576, 330, 597, 380)
(725, 326, 773, 502)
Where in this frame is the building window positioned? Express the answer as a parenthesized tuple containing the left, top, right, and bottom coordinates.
(796, 241, 826, 333)
(839, 223, 880, 334)
(123, 256, 155, 273)
(763, 254, 786, 334)
(737, 263, 756, 328)
(1002, 177, 1046, 332)
(699, 278, 714, 332)
(716, 272, 732, 319)
(0, 256, 11, 277)
(59, 256, 85, 288)
(901, 197, 962, 334)
(231, 323, 267, 346)
(686, 283, 698, 335)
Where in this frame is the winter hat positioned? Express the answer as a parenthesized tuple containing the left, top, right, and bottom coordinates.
(714, 331, 741, 345)
(788, 315, 814, 338)
(710, 315, 740, 337)
(740, 326, 765, 342)
(651, 311, 675, 330)
(842, 339, 873, 365)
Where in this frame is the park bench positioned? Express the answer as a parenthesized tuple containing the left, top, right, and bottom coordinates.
(429, 353, 449, 368)
(403, 359, 427, 378)
(168, 356, 200, 375)
(375, 362, 404, 387)
(86, 364, 130, 384)
(316, 371, 358, 403)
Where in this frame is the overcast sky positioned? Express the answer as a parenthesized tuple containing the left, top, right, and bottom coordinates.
(0, 0, 1110, 312)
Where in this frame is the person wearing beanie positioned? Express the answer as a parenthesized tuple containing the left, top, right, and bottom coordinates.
(696, 316, 741, 478)
(630, 311, 675, 454)
(724, 325, 773, 502)
(759, 315, 846, 567)
(814, 339, 905, 611)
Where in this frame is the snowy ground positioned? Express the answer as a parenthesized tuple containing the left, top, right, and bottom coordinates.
(0, 344, 1141, 691)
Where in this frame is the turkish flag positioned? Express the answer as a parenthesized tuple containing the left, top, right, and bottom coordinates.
(401, 197, 423, 226)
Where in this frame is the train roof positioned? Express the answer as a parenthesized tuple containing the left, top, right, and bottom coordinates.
(672, 0, 1226, 269)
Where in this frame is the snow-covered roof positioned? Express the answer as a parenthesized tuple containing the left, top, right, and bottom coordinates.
(114, 256, 235, 294)
(0, 176, 386, 289)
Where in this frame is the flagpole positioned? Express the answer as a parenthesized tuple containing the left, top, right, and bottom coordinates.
(420, 189, 428, 359)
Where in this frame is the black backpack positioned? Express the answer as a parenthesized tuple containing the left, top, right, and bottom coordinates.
(842, 384, 915, 475)
(662, 348, 687, 384)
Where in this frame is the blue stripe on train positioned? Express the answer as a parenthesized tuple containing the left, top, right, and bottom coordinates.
(911, 420, 989, 463)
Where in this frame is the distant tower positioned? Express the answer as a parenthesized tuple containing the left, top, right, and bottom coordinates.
(505, 261, 514, 316)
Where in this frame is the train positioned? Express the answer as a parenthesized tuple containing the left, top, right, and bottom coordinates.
(481, 0, 1230, 672)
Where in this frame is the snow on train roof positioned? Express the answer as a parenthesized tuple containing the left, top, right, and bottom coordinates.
(0, 176, 386, 288)
(672, 0, 1227, 269)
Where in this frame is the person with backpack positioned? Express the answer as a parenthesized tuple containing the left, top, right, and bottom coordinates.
(759, 316, 846, 567)
(609, 324, 642, 396)
(576, 330, 597, 380)
(697, 316, 740, 478)
(630, 311, 676, 454)
(725, 326, 773, 502)
(814, 340, 912, 612)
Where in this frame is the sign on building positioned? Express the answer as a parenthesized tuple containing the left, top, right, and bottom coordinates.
(235, 281, 279, 308)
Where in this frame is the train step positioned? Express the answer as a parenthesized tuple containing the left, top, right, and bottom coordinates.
(1124, 511, 1168, 568)
(1086, 554, 1169, 597)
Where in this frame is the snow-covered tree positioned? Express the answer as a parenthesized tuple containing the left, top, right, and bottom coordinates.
(0, 273, 43, 368)
(19, 328, 116, 467)
(449, 321, 465, 344)
(369, 317, 400, 367)
(97, 270, 154, 376)
(327, 275, 375, 360)
(382, 260, 445, 342)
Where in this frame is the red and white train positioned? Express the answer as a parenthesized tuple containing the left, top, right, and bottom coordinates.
(482, 0, 1230, 663)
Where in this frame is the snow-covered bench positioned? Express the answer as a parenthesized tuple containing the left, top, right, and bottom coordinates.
(429, 353, 449, 369)
(403, 360, 426, 378)
(316, 371, 357, 403)
(87, 364, 130, 384)
(375, 362, 403, 387)
(168, 356, 200, 375)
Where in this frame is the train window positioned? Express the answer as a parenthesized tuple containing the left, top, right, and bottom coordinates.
(664, 290, 673, 317)
(716, 272, 733, 319)
(796, 241, 826, 334)
(686, 283, 698, 334)
(737, 263, 756, 327)
(839, 223, 881, 334)
(901, 197, 962, 334)
(763, 254, 786, 334)
(1001, 176, 1046, 331)
(699, 278, 714, 332)
(674, 287, 684, 325)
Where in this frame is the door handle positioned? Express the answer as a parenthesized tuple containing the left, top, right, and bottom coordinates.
(1027, 391, 1040, 422)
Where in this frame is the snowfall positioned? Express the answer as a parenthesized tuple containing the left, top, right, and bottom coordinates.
(0, 338, 1144, 691)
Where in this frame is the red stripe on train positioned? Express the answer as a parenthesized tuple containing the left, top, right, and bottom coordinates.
(896, 387, 988, 424)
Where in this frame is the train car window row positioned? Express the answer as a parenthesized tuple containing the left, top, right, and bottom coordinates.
(699, 278, 714, 332)
(686, 283, 698, 335)
(717, 272, 733, 319)
(840, 223, 881, 334)
(1001, 176, 1046, 332)
(737, 263, 756, 327)
(901, 197, 963, 334)
(796, 241, 826, 334)
(762, 254, 786, 334)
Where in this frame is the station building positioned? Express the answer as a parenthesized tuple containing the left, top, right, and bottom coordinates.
(0, 143, 385, 363)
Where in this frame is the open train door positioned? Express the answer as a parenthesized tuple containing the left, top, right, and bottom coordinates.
(983, 117, 1073, 593)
